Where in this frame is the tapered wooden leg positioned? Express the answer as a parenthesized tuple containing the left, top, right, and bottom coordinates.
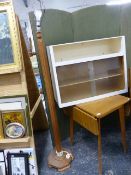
(70, 115, 74, 145)
(119, 106, 127, 153)
(98, 119, 102, 175)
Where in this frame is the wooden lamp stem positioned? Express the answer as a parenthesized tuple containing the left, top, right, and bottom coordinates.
(36, 32, 73, 171)
(36, 32, 61, 152)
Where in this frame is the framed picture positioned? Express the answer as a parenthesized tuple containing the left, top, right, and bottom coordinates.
(0, 151, 5, 162)
(7, 152, 30, 175)
(4, 148, 37, 175)
(0, 151, 6, 175)
(0, 162, 6, 175)
(0, 1, 22, 74)
(0, 114, 4, 139)
(2, 110, 27, 138)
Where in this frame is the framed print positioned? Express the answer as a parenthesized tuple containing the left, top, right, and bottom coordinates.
(0, 151, 5, 162)
(0, 151, 6, 175)
(0, 162, 6, 175)
(7, 152, 30, 175)
(4, 148, 37, 175)
(0, 113, 4, 139)
(2, 110, 27, 138)
(0, 1, 22, 74)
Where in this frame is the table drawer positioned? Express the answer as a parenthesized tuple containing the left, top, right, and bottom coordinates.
(73, 107, 98, 135)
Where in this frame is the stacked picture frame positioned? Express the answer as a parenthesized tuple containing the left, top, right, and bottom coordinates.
(0, 1, 38, 174)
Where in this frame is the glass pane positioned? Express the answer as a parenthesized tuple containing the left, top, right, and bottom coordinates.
(56, 56, 125, 103)
(93, 57, 123, 79)
(56, 62, 95, 103)
(60, 82, 92, 103)
(95, 75, 124, 95)
(0, 12, 14, 64)
(56, 62, 92, 87)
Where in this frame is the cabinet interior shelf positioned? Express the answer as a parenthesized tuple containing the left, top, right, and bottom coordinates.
(53, 37, 122, 63)
(55, 53, 123, 67)
(60, 76, 124, 103)
(59, 73, 123, 88)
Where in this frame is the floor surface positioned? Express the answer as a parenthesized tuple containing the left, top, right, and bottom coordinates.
(34, 113, 131, 175)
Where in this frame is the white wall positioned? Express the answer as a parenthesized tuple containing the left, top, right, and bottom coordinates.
(12, 0, 109, 49)
(13, 0, 109, 24)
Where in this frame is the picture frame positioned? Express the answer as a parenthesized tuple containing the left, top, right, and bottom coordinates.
(0, 1, 22, 74)
(0, 150, 6, 175)
(7, 152, 30, 175)
(0, 151, 4, 162)
(0, 113, 4, 139)
(2, 110, 27, 138)
(4, 148, 37, 175)
(0, 162, 6, 175)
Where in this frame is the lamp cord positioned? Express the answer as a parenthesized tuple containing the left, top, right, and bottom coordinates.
(56, 150, 73, 160)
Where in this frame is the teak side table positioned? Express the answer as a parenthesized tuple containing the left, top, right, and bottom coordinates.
(67, 95, 130, 175)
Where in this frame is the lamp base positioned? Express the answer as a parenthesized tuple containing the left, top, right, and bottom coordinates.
(48, 148, 74, 172)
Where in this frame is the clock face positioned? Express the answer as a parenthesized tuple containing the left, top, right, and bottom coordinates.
(5, 123, 25, 139)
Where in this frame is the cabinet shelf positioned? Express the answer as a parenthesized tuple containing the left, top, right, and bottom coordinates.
(59, 73, 123, 88)
(60, 75, 124, 103)
(55, 53, 123, 67)
(52, 36, 122, 63)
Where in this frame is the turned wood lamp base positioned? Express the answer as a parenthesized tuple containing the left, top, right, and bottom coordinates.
(48, 148, 74, 172)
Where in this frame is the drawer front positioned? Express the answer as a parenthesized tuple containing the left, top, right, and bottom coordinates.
(73, 107, 98, 135)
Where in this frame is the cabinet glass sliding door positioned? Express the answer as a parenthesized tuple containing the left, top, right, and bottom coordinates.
(56, 56, 125, 104)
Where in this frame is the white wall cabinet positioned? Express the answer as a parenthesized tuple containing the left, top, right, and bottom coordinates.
(47, 36, 128, 108)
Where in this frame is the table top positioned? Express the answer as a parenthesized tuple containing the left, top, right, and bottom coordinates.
(76, 95, 130, 118)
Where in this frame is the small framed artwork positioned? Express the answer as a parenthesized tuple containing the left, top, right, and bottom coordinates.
(7, 152, 30, 175)
(0, 151, 5, 162)
(4, 148, 37, 175)
(0, 113, 4, 139)
(2, 110, 27, 138)
(0, 151, 6, 175)
(0, 162, 6, 175)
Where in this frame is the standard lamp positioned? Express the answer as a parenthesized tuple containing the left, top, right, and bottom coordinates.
(34, 9, 73, 171)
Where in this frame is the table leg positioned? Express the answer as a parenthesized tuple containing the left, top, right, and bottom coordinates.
(70, 115, 74, 145)
(119, 106, 127, 153)
(98, 118, 102, 175)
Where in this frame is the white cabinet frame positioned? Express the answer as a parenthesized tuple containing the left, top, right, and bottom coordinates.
(47, 36, 128, 108)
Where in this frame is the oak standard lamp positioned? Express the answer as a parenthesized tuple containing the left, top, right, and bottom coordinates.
(34, 10, 73, 171)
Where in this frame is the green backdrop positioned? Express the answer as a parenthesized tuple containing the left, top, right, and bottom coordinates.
(29, 5, 131, 144)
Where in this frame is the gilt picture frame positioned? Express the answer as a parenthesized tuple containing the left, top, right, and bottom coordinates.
(0, 1, 22, 74)
(2, 110, 27, 138)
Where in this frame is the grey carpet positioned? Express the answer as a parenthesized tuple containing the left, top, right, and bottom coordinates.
(34, 113, 131, 175)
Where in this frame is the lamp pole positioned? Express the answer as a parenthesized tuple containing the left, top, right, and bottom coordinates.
(35, 10, 73, 171)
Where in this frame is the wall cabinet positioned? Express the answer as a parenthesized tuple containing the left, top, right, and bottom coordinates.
(47, 36, 128, 108)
